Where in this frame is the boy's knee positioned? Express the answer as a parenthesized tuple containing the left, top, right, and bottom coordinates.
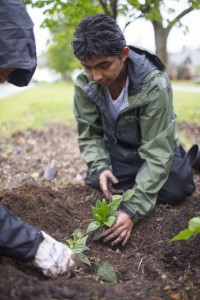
(158, 166, 196, 206)
(158, 189, 186, 206)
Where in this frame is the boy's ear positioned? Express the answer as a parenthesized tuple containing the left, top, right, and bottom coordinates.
(121, 46, 129, 62)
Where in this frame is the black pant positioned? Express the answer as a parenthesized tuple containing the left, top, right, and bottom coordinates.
(157, 145, 196, 205)
(85, 145, 196, 206)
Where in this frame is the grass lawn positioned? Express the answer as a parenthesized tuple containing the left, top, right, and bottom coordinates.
(0, 82, 75, 136)
(0, 81, 199, 137)
(171, 80, 200, 87)
(173, 91, 200, 122)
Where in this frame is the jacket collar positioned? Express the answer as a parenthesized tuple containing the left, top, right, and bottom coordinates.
(127, 46, 165, 95)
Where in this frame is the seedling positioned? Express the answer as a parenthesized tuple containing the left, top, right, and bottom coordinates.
(171, 216, 200, 241)
(66, 229, 91, 266)
(66, 229, 118, 281)
(66, 189, 135, 270)
(86, 189, 135, 240)
(85, 196, 121, 240)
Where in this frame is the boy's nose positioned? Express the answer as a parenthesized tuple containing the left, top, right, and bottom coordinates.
(92, 69, 103, 81)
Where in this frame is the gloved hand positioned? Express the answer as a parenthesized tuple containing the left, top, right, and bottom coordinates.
(99, 169, 124, 200)
(33, 231, 77, 278)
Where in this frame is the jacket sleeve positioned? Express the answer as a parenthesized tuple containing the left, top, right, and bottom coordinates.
(74, 81, 111, 178)
(0, 204, 43, 263)
(120, 72, 178, 223)
(0, 0, 37, 86)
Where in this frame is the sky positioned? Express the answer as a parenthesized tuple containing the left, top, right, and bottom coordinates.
(27, 6, 200, 56)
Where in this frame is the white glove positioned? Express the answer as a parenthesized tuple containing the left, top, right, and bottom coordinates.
(33, 231, 77, 278)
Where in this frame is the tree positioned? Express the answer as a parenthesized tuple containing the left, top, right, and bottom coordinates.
(23, 0, 200, 65)
(41, 19, 80, 79)
(126, 0, 200, 64)
(45, 35, 80, 80)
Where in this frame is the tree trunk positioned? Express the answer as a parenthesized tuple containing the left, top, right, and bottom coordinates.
(152, 20, 170, 65)
(99, 0, 118, 20)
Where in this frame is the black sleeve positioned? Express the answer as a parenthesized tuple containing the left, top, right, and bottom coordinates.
(0, 204, 43, 263)
(0, 0, 37, 86)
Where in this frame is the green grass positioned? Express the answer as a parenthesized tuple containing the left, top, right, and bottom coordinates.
(0, 81, 199, 137)
(172, 80, 199, 87)
(0, 82, 75, 136)
(173, 91, 200, 122)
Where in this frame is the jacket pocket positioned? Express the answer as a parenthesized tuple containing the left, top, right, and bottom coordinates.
(116, 112, 141, 148)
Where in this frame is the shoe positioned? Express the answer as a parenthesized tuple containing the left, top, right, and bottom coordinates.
(188, 144, 200, 171)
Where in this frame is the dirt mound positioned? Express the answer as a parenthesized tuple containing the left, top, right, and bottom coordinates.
(0, 180, 200, 300)
(0, 122, 200, 299)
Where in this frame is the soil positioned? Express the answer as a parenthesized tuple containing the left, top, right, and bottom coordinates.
(0, 122, 200, 300)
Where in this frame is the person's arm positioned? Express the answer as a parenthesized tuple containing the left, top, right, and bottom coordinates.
(0, 204, 43, 262)
(120, 71, 178, 223)
(0, 0, 37, 87)
(74, 77, 111, 178)
(0, 204, 77, 278)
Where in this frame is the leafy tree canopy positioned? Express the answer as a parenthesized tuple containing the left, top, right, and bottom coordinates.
(23, 0, 200, 30)
(23, 0, 200, 69)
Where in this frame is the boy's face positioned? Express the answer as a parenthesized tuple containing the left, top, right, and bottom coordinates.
(0, 68, 15, 83)
(80, 47, 129, 87)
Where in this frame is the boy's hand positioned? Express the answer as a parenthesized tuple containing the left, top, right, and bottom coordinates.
(103, 211, 134, 246)
(99, 170, 124, 200)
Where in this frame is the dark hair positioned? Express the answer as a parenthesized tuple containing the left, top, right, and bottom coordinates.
(72, 13, 126, 61)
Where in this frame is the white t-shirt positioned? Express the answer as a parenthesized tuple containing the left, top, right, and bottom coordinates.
(104, 77, 129, 120)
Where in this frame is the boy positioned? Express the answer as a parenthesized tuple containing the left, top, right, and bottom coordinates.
(72, 14, 197, 247)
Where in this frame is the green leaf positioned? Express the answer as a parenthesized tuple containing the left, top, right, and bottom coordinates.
(95, 199, 102, 208)
(111, 195, 122, 201)
(100, 199, 109, 220)
(122, 189, 135, 202)
(97, 262, 117, 283)
(66, 229, 91, 266)
(92, 212, 103, 222)
(86, 220, 101, 234)
(171, 229, 193, 241)
(77, 253, 91, 266)
(92, 199, 109, 222)
(171, 217, 200, 241)
(93, 226, 106, 241)
(108, 198, 122, 216)
(73, 235, 89, 254)
(188, 217, 200, 234)
(65, 238, 74, 248)
(92, 207, 103, 222)
(72, 228, 83, 240)
(104, 216, 117, 227)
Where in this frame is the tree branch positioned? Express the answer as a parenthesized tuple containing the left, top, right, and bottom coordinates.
(124, 12, 144, 30)
(110, 0, 118, 19)
(99, 0, 111, 16)
(167, 6, 193, 31)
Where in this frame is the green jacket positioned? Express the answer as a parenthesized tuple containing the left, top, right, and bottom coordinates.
(74, 46, 179, 223)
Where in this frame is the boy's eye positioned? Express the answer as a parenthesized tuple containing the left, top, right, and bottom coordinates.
(83, 66, 91, 72)
(83, 62, 111, 71)
(100, 63, 110, 69)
